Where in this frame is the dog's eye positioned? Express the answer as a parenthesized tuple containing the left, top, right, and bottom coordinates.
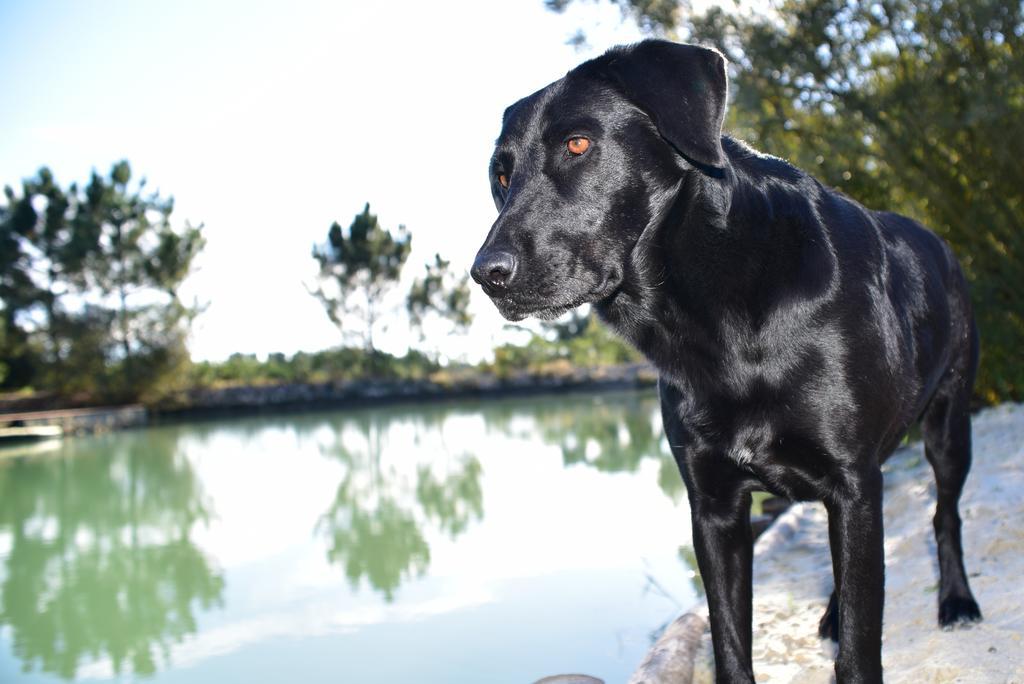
(566, 137, 591, 155)
(497, 173, 509, 189)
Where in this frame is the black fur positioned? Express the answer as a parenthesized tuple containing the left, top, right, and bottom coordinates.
(472, 40, 981, 683)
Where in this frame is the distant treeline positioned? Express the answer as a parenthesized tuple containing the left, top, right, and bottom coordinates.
(190, 348, 439, 387)
(189, 312, 639, 389)
(0, 168, 637, 408)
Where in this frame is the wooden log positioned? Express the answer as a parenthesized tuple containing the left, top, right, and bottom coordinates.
(627, 612, 708, 684)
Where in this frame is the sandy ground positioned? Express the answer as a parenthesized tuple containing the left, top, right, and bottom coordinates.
(691, 402, 1024, 684)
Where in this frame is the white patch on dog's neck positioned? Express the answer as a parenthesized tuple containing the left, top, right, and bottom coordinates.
(731, 445, 756, 466)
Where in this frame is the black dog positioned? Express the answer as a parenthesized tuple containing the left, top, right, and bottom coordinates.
(471, 40, 982, 683)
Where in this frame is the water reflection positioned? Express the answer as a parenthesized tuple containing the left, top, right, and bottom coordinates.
(480, 392, 684, 500)
(0, 391, 699, 683)
(0, 432, 224, 680)
(316, 411, 483, 601)
(316, 391, 687, 604)
(541, 394, 685, 501)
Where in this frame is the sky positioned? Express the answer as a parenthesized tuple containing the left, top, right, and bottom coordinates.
(0, 0, 652, 361)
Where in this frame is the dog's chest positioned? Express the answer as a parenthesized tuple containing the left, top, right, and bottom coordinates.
(664, 381, 843, 501)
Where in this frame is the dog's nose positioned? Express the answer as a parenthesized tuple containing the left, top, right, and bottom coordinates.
(471, 250, 517, 294)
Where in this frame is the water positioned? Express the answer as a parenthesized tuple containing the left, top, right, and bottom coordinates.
(0, 390, 698, 683)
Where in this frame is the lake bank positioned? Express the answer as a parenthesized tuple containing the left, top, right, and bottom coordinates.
(1, 363, 658, 433)
(160, 362, 658, 419)
(0, 404, 148, 439)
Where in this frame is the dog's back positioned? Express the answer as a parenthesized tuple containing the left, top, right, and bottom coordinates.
(723, 138, 975, 448)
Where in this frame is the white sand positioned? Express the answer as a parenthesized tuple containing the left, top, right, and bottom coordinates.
(692, 402, 1024, 684)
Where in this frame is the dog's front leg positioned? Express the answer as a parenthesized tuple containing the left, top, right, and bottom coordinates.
(824, 465, 885, 684)
(688, 477, 755, 683)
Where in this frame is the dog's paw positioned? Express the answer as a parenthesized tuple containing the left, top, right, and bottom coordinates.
(817, 593, 839, 642)
(939, 595, 982, 628)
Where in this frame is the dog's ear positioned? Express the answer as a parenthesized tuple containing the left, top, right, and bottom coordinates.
(603, 40, 728, 172)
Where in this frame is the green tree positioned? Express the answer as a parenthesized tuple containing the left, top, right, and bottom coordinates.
(0, 240, 37, 389)
(0, 162, 205, 402)
(487, 313, 640, 378)
(311, 203, 412, 351)
(78, 162, 205, 400)
(406, 253, 473, 342)
(309, 202, 409, 352)
(1, 171, 82, 390)
(541, 307, 592, 342)
(549, 0, 1024, 402)
(0, 319, 9, 385)
(1, 171, 77, 382)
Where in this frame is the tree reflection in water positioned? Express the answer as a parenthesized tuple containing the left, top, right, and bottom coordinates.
(317, 410, 483, 601)
(316, 392, 694, 604)
(480, 391, 700, 616)
(0, 431, 224, 680)
(486, 391, 685, 500)
(0, 393, 703, 679)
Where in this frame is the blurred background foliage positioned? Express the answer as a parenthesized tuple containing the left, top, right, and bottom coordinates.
(552, 0, 1023, 401)
(2, 0, 1020, 406)
(0, 162, 204, 404)
(2, 181, 634, 404)
(407, 253, 473, 341)
(491, 311, 642, 379)
(309, 203, 412, 352)
(188, 348, 442, 387)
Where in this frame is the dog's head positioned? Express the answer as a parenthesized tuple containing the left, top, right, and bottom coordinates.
(472, 40, 729, 321)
